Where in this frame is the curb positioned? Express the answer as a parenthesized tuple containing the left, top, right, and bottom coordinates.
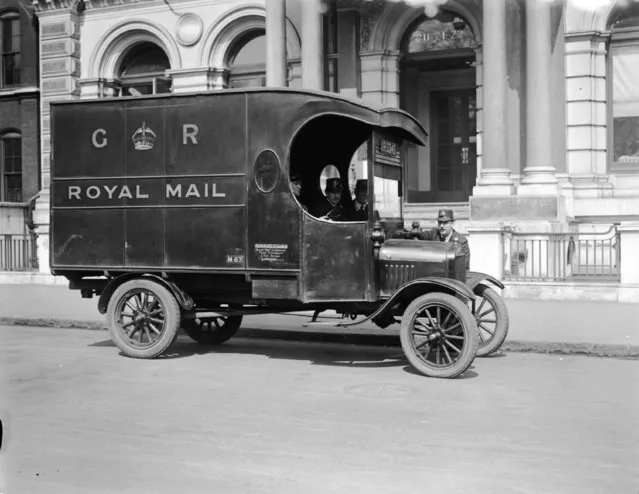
(2, 316, 638, 360)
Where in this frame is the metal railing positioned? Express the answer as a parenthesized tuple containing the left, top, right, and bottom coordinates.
(0, 233, 39, 272)
(504, 226, 620, 282)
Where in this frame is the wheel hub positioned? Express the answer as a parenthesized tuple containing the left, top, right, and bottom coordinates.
(133, 311, 148, 325)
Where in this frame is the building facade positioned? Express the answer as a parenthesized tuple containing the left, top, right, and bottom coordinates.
(28, 0, 639, 298)
(0, 0, 39, 235)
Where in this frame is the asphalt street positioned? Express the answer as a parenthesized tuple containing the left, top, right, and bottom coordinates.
(1, 324, 638, 494)
(1, 283, 639, 348)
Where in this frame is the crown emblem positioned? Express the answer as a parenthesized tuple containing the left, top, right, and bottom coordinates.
(132, 122, 156, 151)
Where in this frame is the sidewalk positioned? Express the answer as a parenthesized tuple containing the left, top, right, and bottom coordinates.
(0, 283, 638, 357)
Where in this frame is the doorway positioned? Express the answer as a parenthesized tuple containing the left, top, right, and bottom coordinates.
(398, 10, 479, 204)
(430, 89, 477, 202)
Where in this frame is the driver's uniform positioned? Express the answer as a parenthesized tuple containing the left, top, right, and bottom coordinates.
(422, 228, 471, 269)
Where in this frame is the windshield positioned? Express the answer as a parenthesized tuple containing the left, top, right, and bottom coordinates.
(373, 136, 403, 219)
(374, 174, 402, 219)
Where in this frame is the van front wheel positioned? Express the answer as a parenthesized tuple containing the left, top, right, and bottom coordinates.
(400, 293, 478, 378)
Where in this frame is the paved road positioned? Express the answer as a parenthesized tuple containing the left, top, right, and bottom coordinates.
(1, 325, 638, 494)
(2, 283, 639, 346)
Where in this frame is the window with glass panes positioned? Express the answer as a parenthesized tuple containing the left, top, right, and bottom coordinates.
(1, 133, 22, 202)
(1, 12, 21, 88)
(228, 32, 266, 89)
(609, 8, 639, 167)
(117, 42, 171, 97)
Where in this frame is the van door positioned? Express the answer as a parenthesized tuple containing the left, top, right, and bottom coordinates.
(302, 217, 371, 302)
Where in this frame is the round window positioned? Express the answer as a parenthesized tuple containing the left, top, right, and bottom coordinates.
(319, 164, 340, 195)
(254, 150, 280, 193)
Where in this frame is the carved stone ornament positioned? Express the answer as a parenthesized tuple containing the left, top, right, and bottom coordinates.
(358, 0, 386, 51)
(175, 13, 203, 47)
(32, 0, 154, 13)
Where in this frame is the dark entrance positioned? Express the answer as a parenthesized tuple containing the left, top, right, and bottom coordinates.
(398, 10, 478, 204)
(430, 89, 477, 202)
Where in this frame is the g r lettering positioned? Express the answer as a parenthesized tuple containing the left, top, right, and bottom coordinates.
(92, 129, 107, 148)
(68, 186, 81, 200)
(183, 124, 199, 145)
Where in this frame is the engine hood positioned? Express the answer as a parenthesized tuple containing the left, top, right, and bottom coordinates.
(378, 238, 458, 263)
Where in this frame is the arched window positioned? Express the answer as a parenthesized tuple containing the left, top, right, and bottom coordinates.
(228, 32, 266, 89)
(1, 132, 22, 202)
(1, 11, 21, 88)
(117, 42, 171, 97)
(609, 5, 639, 166)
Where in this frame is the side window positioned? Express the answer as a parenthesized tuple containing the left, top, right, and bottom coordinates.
(1, 132, 22, 202)
(1, 12, 21, 88)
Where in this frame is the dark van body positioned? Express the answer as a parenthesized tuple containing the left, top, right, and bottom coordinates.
(50, 88, 504, 378)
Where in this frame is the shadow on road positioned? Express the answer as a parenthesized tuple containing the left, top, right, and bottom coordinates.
(89, 335, 481, 378)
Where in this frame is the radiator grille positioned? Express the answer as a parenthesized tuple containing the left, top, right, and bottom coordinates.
(382, 263, 417, 292)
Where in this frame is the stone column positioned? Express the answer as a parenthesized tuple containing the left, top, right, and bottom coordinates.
(34, 7, 81, 275)
(473, 0, 514, 196)
(266, 0, 287, 87)
(519, 0, 558, 195)
(301, 0, 325, 90)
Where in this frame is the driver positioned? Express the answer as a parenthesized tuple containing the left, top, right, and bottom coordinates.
(310, 178, 347, 221)
(422, 209, 470, 269)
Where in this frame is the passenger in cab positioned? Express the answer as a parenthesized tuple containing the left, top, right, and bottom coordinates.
(310, 178, 347, 221)
(346, 179, 380, 222)
(347, 179, 369, 221)
(290, 172, 308, 212)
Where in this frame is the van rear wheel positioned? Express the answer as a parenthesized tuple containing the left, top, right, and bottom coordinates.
(400, 293, 478, 378)
(107, 279, 181, 359)
(182, 313, 243, 345)
(473, 285, 509, 357)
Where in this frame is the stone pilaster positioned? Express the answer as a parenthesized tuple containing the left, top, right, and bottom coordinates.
(209, 68, 229, 90)
(618, 222, 639, 302)
(474, 46, 484, 189)
(34, 8, 82, 274)
(564, 31, 612, 196)
(359, 50, 400, 107)
(167, 68, 212, 93)
(287, 59, 302, 89)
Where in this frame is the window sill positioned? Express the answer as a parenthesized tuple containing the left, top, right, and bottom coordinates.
(0, 86, 39, 97)
(611, 161, 639, 174)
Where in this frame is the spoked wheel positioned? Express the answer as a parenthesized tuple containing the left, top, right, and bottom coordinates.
(182, 311, 243, 345)
(107, 279, 181, 359)
(473, 285, 509, 357)
(400, 293, 479, 378)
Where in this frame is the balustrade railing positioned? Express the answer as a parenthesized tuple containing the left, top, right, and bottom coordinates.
(0, 233, 39, 272)
(504, 227, 620, 282)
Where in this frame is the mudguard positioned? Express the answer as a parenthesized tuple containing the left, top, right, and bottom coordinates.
(338, 277, 475, 329)
(97, 274, 194, 314)
(465, 271, 505, 291)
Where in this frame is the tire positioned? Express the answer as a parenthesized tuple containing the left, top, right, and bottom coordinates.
(400, 293, 479, 378)
(106, 279, 181, 359)
(182, 313, 243, 345)
(473, 285, 509, 357)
